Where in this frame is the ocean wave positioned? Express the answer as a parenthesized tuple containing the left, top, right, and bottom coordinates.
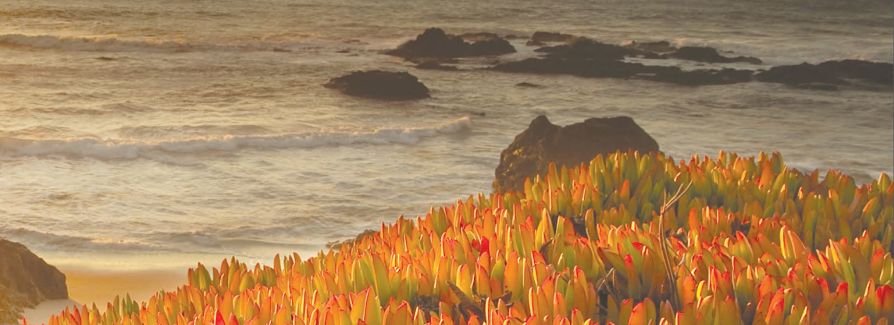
(0, 34, 197, 52)
(115, 124, 275, 138)
(0, 33, 304, 53)
(0, 227, 155, 252)
(0, 117, 472, 161)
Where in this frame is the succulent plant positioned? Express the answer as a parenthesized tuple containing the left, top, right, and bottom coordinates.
(42, 151, 893, 324)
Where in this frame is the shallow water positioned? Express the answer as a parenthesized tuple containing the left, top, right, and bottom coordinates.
(0, 0, 891, 270)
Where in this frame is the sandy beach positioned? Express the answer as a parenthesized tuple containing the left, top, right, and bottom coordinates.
(23, 267, 184, 324)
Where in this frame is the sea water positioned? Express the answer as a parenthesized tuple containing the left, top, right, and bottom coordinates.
(0, 0, 891, 271)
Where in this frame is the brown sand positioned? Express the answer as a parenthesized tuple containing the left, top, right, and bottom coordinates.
(64, 267, 185, 306)
(23, 267, 184, 324)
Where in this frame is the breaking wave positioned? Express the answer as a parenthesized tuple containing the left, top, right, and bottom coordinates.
(0, 117, 472, 161)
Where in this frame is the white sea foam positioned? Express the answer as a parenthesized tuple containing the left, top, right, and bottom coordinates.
(0, 117, 472, 161)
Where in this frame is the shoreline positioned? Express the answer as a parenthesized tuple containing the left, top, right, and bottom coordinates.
(23, 267, 184, 324)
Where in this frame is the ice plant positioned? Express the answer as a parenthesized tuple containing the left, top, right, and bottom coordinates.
(43, 151, 893, 324)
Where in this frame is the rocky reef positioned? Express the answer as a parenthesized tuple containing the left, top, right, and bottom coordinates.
(493, 115, 659, 193)
(668, 46, 762, 64)
(325, 70, 430, 100)
(385, 29, 891, 90)
(756, 59, 893, 90)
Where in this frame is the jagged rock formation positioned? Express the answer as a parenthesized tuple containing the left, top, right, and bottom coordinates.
(386, 28, 515, 60)
(494, 115, 659, 193)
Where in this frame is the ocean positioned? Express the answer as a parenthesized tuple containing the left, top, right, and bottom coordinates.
(0, 0, 891, 272)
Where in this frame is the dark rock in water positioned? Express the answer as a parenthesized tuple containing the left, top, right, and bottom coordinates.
(535, 38, 655, 60)
(387, 28, 515, 59)
(623, 40, 676, 54)
(527, 31, 579, 46)
(415, 61, 459, 71)
(755, 60, 893, 88)
(325, 70, 430, 100)
(515, 82, 544, 88)
(647, 67, 755, 86)
(493, 115, 659, 193)
(669, 46, 762, 64)
(0, 238, 68, 323)
(494, 57, 648, 78)
(493, 57, 754, 86)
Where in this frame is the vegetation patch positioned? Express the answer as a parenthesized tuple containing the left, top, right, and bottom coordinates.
(47, 151, 893, 324)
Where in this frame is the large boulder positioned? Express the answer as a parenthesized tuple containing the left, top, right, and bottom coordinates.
(494, 115, 659, 193)
(325, 70, 430, 100)
(0, 239, 68, 323)
(755, 60, 893, 89)
(386, 28, 515, 60)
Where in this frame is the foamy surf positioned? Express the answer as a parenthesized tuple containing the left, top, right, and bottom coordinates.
(0, 117, 472, 161)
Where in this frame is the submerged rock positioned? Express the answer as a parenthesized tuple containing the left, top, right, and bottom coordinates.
(515, 82, 545, 88)
(755, 59, 893, 88)
(0, 238, 68, 324)
(387, 28, 515, 59)
(325, 70, 430, 100)
(494, 115, 659, 193)
(669, 46, 762, 64)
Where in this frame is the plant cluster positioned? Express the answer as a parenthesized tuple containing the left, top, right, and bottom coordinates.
(44, 152, 893, 324)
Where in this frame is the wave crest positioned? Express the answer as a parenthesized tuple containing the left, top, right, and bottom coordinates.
(0, 117, 472, 161)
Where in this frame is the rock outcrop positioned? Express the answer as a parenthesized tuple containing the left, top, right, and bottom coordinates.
(0, 239, 68, 324)
(755, 60, 893, 89)
(386, 28, 515, 60)
(493, 57, 754, 85)
(325, 70, 430, 100)
(493, 37, 757, 86)
(494, 115, 659, 193)
(526, 31, 579, 46)
(669, 46, 762, 64)
(535, 38, 656, 60)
